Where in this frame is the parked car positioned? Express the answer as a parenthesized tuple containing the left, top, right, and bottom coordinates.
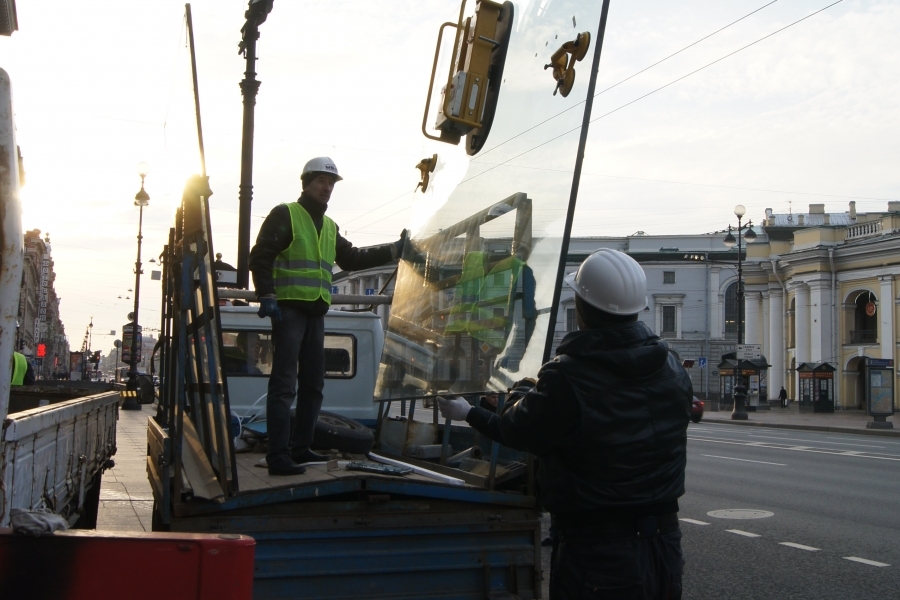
(691, 397, 704, 423)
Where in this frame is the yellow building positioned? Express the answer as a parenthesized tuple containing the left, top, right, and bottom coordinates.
(745, 202, 900, 410)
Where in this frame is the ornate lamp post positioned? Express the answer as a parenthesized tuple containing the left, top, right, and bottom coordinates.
(723, 204, 756, 419)
(124, 162, 150, 410)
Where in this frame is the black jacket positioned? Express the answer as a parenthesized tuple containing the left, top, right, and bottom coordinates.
(249, 193, 396, 316)
(466, 321, 692, 519)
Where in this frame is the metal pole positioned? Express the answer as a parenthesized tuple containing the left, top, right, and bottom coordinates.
(543, 0, 612, 364)
(237, 1, 272, 289)
(732, 217, 748, 420)
(185, 4, 207, 178)
(737, 216, 744, 345)
(122, 204, 144, 410)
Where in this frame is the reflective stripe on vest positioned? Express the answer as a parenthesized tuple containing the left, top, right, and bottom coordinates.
(273, 202, 337, 303)
(11, 352, 27, 386)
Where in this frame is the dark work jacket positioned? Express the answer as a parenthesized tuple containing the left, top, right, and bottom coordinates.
(249, 193, 396, 316)
(466, 321, 692, 520)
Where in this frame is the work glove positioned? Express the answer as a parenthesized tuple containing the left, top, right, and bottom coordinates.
(257, 296, 282, 322)
(437, 396, 472, 421)
(390, 229, 408, 261)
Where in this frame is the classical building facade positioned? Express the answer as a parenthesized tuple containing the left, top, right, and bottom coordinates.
(744, 202, 900, 410)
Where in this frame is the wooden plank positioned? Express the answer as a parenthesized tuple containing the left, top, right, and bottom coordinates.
(181, 416, 225, 503)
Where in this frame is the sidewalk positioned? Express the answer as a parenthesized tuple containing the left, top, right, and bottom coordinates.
(702, 401, 898, 437)
(96, 403, 154, 532)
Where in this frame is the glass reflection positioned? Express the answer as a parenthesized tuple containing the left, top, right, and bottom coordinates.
(376, 1, 603, 399)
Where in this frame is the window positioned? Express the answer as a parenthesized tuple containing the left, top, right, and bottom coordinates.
(566, 307, 577, 331)
(662, 305, 676, 335)
(663, 271, 675, 284)
(324, 334, 357, 378)
(221, 331, 356, 379)
(221, 331, 273, 376)
(724, 282, 742, 339)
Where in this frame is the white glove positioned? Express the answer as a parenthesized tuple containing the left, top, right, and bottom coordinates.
(437, 396, 472, 421)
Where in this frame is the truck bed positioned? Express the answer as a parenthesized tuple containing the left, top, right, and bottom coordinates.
(1, 390, 119, 528)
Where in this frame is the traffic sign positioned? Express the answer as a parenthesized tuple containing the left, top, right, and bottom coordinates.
(365, 288, 376, 296)
(737, 344, 761, 360)
(698, 357, 707, 369)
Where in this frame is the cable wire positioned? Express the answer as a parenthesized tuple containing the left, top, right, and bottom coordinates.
(458, 0, 844, 189)
(475, 0, 782, 160)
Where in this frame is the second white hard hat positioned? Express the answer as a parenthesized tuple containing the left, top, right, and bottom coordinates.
(301, 156, 343, 181)
(564, 249, 647, 315)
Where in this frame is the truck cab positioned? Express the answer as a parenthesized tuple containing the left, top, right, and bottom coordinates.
(219, 305, 383, 426)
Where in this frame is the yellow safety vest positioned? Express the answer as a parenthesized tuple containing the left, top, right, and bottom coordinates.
(272, 203, 337, 303)
(11, 351, 27, 386)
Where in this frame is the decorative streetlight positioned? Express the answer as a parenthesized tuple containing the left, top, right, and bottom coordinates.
(722, 204, 757, 420)
(124, 162, 150, 410)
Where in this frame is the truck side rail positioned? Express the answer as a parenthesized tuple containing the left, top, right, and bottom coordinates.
(0, 390, 119, 527)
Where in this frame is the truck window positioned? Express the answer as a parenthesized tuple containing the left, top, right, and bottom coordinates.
(221, 330, 356, 379)
(324, 334, 356, 379)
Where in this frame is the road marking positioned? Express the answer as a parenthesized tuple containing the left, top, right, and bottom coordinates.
(726, 529, 760, 538)
(746, 434, 885, 449)
(701, 454, 786, 466)
(688, 436, 900, 461)
(843, 556, 890, 567)
(780, 542, 820, 551)
(679, 518, 709, 525)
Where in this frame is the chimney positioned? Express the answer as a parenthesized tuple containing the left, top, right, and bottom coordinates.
(809, 203, 825, 214)
(849, 201, 857, 219)
(889, 201, 900, 213)
(798, 214, 805, 226)
(824, 214, 830, 225)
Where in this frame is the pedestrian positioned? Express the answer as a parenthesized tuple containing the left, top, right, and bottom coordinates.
(250, 157, 406, 476)
(10, 351, 35, 386)
(439, 249, 692, 599)
(779, 386, 788, 408)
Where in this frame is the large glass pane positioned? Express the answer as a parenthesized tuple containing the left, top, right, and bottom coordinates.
(376, 1, 605, 400)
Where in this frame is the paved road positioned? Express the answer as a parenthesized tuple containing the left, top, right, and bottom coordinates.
(681, 422, 900, 599)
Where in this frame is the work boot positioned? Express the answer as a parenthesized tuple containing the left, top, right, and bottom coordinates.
(291, 447, 330, 465)
(267, 456, 307, 476)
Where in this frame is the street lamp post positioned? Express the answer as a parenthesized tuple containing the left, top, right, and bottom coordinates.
(124, 163, 150, 410)
(723, 204, 757, 420)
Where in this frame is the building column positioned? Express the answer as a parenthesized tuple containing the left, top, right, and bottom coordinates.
(795, 283, 811, 391)
(808, 280, 832, 363)
(710, 267, 722, 338)
(880, 275, 894, 360)
(761, 292, 771, 360)
(745, 292, 761, 346)
(676, 305, 683, 339)
(768, 286, 785, 401)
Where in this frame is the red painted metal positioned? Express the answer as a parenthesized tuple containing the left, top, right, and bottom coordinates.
(0, 529, 255, 599)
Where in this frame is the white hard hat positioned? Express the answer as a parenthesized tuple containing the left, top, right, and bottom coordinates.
(301, 156, 343, 181)
(564, 249, 647, 315)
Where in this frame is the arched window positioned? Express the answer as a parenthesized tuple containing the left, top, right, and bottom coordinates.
(724, 282, 742, 339)
(851, 291, 877, 344)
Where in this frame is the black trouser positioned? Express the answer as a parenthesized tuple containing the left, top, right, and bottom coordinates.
(266, 307, 325, 464)
(550, 514, 683, 600)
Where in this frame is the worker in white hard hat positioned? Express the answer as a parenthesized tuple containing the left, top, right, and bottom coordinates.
(250, 157, 407, 476)
(439, 248, 692, 599)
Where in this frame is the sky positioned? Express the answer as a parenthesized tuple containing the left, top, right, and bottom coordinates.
(1, 0, 897, 353)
